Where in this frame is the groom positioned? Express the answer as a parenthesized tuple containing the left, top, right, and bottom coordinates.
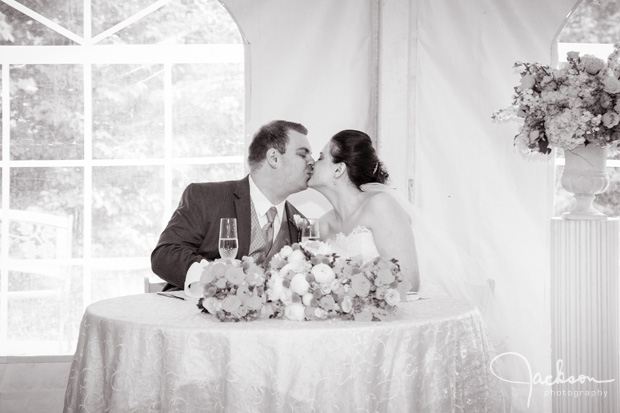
(151, 120, 314, 291)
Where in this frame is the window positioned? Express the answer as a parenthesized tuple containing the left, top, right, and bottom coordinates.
(0, 0, 244, 355)
(555, 0, 620, 216)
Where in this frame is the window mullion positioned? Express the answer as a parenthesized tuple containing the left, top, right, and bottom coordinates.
(83, 63, 92, 309)
(1, 64, 10, 353)
(164, 63, 173, 225)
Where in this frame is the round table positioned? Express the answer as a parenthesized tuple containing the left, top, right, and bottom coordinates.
(63, 293, 506, 412)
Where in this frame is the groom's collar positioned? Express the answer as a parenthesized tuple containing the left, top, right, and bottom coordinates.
(248, 175, 285, 222)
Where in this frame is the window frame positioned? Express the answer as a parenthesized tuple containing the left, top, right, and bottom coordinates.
(0, 0, 246, 355)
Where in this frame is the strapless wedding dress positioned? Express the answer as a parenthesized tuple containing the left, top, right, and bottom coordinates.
(327, 225, 379, 261)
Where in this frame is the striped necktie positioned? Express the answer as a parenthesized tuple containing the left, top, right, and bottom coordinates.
(263, 206, 277, 254)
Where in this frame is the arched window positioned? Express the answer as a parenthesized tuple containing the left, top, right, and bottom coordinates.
(0, 0, 245, 355)
(554, 0, 620, 216)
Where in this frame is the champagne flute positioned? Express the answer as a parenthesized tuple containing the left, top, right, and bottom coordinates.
(219, 218, 238, 259)
(301, 218, 320, 242)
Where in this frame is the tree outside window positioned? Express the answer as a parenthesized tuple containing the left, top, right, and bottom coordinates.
(0, 0, 245, 355)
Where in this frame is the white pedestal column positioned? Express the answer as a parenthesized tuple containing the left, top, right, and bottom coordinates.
(551, 218, 619, 413)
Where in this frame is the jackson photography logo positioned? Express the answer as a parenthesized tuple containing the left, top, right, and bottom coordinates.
(489, 352, 615, 408)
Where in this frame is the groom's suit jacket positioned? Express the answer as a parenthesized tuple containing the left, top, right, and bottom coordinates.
(151, 175, 304, 291)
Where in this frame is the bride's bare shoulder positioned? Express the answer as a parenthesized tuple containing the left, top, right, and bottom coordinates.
(318, 209, 338, 239)
(363, 190, 400, 209)
(360, 190, 409, 223)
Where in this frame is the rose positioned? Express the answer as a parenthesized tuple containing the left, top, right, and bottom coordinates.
(314, 308, 328, 319)
(375, 268, 395, 287)
(284, 302, 306, 321)
(200, 265, 216, 284)
(353, 309, 373, 322)
(302, 292, 316, 307)
(303, 240, 332, 256)
(268, 276, 286, 301)
(311, 263, 335, 284)
(581, 55, 605, 75)
(340, 295, 353, 313)
(222, 295, 242, 313)
(351, 274, 371, 297)
(290, 273, 310, 295)
(202, 297, 220, 314)
(245, 295, 263, 310)
(293, 214, 308, 231)
(518, 74, 536, 91)
(384, 289, 401, 306)
(603, 77, 620, 94)
(278, 245, 293, 259)
(602, 111, 620, 129)
(319, 295, 336, 311)
(225, 266, 246, 285)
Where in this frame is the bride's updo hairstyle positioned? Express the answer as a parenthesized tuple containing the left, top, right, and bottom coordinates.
(330, 129, 389, 188)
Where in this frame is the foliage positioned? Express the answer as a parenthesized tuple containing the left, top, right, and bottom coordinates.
(560, 0, 620, 44)
(0, 0, 244, 354)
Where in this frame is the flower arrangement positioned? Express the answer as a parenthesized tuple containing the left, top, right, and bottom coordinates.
(265, 241, 404, 322)
(492, 43, 620, 155)
(196, 257, 267, 322)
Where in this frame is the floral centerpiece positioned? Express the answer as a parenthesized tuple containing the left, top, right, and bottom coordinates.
(492, 43, 620, 154)
(265, 241, 404, 322)
(196, 257, 267, 322)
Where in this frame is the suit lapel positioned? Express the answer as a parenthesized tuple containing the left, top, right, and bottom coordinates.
(284, 202, 302, 244)
(234, 176, 251, 257)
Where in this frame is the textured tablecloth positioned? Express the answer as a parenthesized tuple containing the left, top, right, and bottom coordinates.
(63, 294, 505, 412)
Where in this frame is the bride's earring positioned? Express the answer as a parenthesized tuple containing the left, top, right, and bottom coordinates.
(332, 175, 336, 186)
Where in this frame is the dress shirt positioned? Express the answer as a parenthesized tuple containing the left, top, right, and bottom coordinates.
(248, 175, 285, 241)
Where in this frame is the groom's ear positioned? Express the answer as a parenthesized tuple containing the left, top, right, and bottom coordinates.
(266, 148, 279, 168)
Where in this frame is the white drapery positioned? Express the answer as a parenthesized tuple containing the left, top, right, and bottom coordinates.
(227, 0, 579, 410)
(411, 0, 577, 411)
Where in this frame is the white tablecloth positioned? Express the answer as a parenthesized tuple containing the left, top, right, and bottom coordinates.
(63, 294, 506, 412)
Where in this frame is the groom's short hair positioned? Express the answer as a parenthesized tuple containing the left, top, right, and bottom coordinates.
(248, 120, 308, 168)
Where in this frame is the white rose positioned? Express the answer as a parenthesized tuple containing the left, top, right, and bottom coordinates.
(279, 245, 293, 258)
(518, 74, 536, 91)
(602, 111, 620, 128)
(314, 307, 328, 319)
(267, 276, 285, 301)
(290, 273, 310, 295)
(280, 259, 306, 274)
(202, 297, 220, 314)
(341, 295, 353, 313)
(384, 289, 401, 306)
(284, 302, 306, 321)
(288, 250, 306, 264)
(603, 76, 620, 94)
(311, 263, 335, 284)
(302, 293, 314, 307)
(281, 289, 293, 305)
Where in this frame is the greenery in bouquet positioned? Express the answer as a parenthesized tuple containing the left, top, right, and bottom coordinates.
(266, 241, 404, 322)
(196, 257, 267, 322)
(492, 43, 620, 155)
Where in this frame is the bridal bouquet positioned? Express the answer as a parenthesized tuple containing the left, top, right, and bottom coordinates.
(196, 257, 267, 322)
(265, 241, 404, 321)
(492, 43, 620, 154)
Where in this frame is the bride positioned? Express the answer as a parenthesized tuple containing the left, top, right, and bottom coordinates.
(307, 129, 420, 293)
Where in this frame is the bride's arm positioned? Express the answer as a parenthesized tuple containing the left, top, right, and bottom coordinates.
(365, 192, 420, 292)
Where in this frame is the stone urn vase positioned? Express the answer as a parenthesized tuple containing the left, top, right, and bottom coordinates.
(561, 143, 609, 220)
